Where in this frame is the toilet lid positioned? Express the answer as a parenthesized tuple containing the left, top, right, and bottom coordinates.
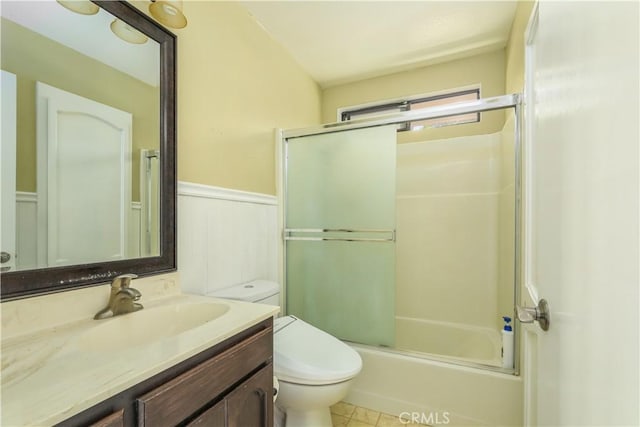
(273, 316, 362, 385)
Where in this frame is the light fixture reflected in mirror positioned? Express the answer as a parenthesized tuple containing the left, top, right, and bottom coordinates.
(110, 19, 149, 44)
(56, 0, 99, 15)
(57, 0, 188, 34)
(149, 0, 187, 29)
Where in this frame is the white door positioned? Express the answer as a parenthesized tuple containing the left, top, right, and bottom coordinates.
(37, 83, 132, 267)
(523, 2, 639, 426)
(1, 70, 17, 272)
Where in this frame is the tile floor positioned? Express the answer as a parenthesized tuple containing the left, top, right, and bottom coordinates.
(330, 402, 429, 427)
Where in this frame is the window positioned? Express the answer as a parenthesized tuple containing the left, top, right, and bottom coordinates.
(340, 88, 480, 131)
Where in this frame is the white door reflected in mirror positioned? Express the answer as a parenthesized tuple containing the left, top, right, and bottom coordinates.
(36, 82, 133, 268)
(1, 70, 17, 273)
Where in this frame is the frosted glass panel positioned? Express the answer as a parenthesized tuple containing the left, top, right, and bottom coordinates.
(287, 126, 397, 229)
(287, 240, 395, 346)
(285, 125, 397, 347)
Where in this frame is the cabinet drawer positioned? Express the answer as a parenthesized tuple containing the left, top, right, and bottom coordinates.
(137, 326, 272, 426)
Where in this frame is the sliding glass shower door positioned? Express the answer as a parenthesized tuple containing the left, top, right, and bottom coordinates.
(285, 125, 397, 346)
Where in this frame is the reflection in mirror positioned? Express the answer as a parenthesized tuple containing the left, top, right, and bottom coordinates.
(1, 1, 160, 271)
(1, 0, 176, 299)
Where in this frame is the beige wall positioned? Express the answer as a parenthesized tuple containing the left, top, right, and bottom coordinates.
(0, 18, 158, 201)
(171, 1, 321, 195)
(138, 1, 528, 195)
(505, 1, 535, 94)
(322, 50, 506, 144)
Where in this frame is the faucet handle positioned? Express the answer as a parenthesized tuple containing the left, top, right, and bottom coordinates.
(111, 273, 138, 289)
(123, 286, 142, 300)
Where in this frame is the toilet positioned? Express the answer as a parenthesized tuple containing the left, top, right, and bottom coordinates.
(208, 280, 362, 427)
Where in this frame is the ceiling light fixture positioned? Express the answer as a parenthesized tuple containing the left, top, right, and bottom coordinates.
(55, 0, 186, 44)
(149, 0, 187, 29)
(56, 0, 99, 15)
(110, 19, 149, 45)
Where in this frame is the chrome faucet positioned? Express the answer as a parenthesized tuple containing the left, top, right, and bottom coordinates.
(94, 274, 143, 320)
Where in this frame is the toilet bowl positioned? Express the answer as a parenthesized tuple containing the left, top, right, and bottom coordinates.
(208, 281, 362, 427)
(274, 315, 362, 426)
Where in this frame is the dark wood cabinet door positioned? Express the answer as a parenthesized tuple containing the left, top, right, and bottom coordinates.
(137, 328, 272, 426)
(226, 365, 273, 427)
(89, 409, 124, 427)
(186, 399, 226, 427)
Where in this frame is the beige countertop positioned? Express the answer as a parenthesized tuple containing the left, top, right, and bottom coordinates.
(0, 273, 278, 426)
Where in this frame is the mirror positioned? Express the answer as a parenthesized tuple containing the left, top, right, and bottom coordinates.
(1, 1, 176, 300)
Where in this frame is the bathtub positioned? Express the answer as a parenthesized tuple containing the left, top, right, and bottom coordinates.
(344, 321, 523, 426)
(394, 316, 502, 367)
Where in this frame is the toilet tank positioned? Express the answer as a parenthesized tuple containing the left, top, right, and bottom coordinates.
(208, 280, 280, 306)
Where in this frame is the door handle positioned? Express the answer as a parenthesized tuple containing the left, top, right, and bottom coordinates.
(1, 251, 11, 264)
(516, 299, 550, 331)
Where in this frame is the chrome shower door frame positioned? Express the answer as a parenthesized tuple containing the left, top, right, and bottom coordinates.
(281, 93, 523, 374)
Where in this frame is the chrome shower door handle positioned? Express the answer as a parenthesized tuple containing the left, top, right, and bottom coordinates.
(516, 299, 550, 331)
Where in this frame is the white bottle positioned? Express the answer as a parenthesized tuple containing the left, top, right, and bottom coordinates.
(501, 316, 514, 369)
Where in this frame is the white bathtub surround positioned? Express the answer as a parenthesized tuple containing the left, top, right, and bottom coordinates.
(341, 127, 523, 426)
(395, 121, 517, 364)
(395, 317, 501, 366)
(0, 272, 278, 426)
(346, 345, 523, 426)
(396, 134, 502, 332)
(177, 182, 279, 296)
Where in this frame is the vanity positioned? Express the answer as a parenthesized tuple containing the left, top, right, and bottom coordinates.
(1, 274, 279, 426)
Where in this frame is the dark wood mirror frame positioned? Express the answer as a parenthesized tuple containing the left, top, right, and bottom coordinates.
(1, 1, 176, 300)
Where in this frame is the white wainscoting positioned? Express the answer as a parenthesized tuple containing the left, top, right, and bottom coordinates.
(130, 202, 141, 258)
(16, 192, 37, 270)
(15, 192, 143, 270)
(177, 182, 279, 296)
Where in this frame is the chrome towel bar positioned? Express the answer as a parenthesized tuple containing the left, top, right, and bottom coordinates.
(284, 228, 396, 243)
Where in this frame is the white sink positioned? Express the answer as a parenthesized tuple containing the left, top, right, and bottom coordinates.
(77, 301, 230, 351)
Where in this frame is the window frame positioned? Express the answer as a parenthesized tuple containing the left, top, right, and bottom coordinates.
(339, 87, 481, 132)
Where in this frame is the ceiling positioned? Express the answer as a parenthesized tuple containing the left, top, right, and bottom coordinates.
(240, 1, 518, 88)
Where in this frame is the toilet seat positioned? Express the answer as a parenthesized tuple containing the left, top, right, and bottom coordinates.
(274, 316, 362, 386)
